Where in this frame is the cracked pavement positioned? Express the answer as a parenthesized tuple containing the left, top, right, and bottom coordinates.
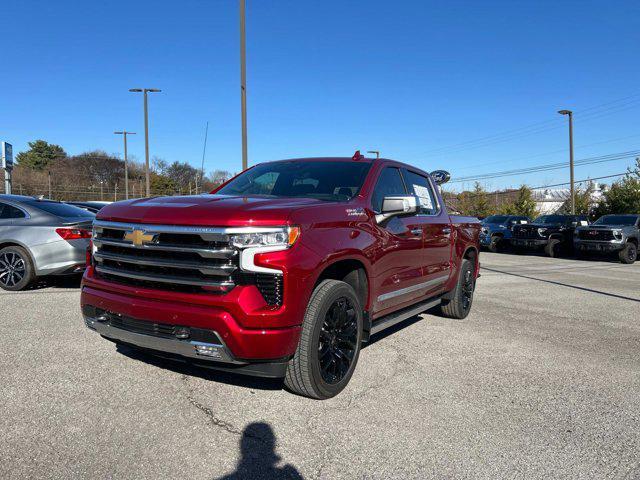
(1, 252, 640, 479)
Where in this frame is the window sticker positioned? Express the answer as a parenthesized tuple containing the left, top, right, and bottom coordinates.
(412, 184, 434, 209)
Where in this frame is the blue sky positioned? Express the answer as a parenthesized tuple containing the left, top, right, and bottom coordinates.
(1, 0, 639, 191)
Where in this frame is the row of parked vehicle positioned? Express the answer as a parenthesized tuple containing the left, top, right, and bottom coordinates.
(479, 213, 640, 264)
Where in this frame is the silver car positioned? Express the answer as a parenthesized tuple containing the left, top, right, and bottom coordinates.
(0, 195, 95, 291)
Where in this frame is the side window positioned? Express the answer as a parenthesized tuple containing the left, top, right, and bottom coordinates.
(371, 167, 407, 212)
(402, 169, 438, 215)
(0, 203, 26, 219)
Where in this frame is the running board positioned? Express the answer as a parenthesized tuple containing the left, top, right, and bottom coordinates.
(370, 297, 442, 336)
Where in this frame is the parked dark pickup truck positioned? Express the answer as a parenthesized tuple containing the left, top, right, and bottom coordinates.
(82, 155, 481, 399)
(511, 214, 589, 257)
(575, 214, 639, 264)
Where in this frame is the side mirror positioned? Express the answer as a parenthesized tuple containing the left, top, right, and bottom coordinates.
(376, 196, 418, 223)
(430, 170, 451, 186)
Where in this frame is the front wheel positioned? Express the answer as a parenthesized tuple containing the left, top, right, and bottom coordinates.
(284, 280, 363, 399)
(489, 235, 503, 253)
(619, 242, 637, 264)
(439, 259, 476, 319)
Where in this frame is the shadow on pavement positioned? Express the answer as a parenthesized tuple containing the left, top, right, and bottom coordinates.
(215, 422, 304, 480)
(482, 266, 640, 303)
(115, 343, 284, 391)
(26, 273, 83, 290)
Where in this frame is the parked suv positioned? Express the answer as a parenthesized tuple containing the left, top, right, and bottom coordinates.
(81, 156, 481, 399)
(511, 214, 589, 257)
(480, 215, 530, 252)
(575, 214, 639, 264)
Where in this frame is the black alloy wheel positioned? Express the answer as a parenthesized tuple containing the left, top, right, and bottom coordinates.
(318, 296, 358, 384)
(461, 268, 474, 312)
(0, 251, 27, 289)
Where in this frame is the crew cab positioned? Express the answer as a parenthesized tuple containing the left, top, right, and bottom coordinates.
(480, 215, 530, 252)
(81, 155, 480, 399)
(575, 214, 639, 264)
(511, 214, 589, 257)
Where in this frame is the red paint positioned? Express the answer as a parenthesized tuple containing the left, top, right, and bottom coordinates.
(82, 157, 480, 362)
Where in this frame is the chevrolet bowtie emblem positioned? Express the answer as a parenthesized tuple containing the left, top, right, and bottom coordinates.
(124, 229, 156, 247)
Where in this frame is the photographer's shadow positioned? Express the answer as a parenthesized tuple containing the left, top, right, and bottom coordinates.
(216, 422, 303, 480)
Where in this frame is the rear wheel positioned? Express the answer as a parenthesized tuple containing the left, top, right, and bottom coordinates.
(440, 259, 475, 319)
(619, 242, 637, 264)
(545, 238, 561, 258)
(0, 246, 35, 291)
(285, 280, 363, 399)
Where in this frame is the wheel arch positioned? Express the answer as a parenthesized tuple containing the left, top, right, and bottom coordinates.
(0, 241, 36, 267)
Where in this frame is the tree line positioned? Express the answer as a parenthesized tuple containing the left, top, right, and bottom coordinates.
(3, 139, 233, 200)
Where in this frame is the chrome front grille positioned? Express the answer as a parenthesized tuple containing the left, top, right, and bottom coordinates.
(93, 221, 239, 294)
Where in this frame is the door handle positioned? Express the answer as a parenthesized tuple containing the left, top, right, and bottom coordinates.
(410, 228, 422, 236)
(442, 227, 452, 235)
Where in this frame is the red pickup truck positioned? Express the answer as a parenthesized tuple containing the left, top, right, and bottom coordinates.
(82, 155, 480, 399)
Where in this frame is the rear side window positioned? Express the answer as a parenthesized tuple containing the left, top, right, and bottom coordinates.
(371, 167, 407, 212)
(0, 203, 26, 219)
(25, 201, 94, 218)
(402, 169, 438, 215)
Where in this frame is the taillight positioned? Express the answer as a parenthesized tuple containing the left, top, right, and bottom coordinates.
(56, 227, 92, 240)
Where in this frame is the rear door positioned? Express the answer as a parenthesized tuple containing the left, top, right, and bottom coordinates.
(401, 169, 452, 290)
(371, 167, 429, 314)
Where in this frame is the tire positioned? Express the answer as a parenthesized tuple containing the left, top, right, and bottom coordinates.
(618, 242, 637, 264)
(488, 235, 502, 253)
(0, 246, 36, 291)
(545, 238, 561, 258)
(439, 259, 475, 320)
(284, 279, 363, 399)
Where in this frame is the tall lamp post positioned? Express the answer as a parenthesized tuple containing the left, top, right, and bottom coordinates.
(558, 109, 575, 214)
(114, 131, 136, 199)
(129, 88, 161, 196)
(239, 0, 248, 171)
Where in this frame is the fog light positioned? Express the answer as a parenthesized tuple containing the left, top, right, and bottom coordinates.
(174, 327, 190, 339)
(194, 343, 222, 358)
(84, 316, 96, 329)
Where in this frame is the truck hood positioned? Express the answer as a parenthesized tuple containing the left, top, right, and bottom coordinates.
(96, 194, 328, 226)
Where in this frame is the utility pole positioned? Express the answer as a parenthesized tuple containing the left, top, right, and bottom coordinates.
(114, 131, 136, 199)
(130, 88, 161, 196)
(114, 183, 118, 201)
(100, 181, 104, 201)
(200, 121, 209, 194)
(558, 109, 575, 214)
(240, 0, 248, 171)
(48, 171, 52, 198)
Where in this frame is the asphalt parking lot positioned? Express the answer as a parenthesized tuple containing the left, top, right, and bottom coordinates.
(1, 252, 639, 480)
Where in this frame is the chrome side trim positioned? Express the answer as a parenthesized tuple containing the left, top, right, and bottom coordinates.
(95, 265, 235, 288)
(84, 316, 243, 364)
(377, 274, 449, 302)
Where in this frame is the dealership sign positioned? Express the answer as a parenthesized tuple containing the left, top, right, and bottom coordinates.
(1, 142, 13, 169)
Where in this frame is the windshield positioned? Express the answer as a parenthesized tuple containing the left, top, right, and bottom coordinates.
(483, 215, 509, 224)
(594, 215, 638, 226)
(26, 200, 95, 219)
(216, 161, 372, 201)
(534, 215, 569, 225)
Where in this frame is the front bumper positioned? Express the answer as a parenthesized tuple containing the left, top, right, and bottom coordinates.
(511, 238, 547, 248)
(81, 284, 301, 376)
(479, 234, 491, 246)
(575, 240, 624, 252)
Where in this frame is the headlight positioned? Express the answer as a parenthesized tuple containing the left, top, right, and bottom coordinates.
(481, 227, 488, 234)
(612, 229, 623, 240)
(537, 228, 547, 236)
(230, 226, 300, 249)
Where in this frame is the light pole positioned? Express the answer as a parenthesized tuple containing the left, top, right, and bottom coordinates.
(114, 131, 136, 199)
(129, 88, 161, 196)
(558, 109, 575, 214)
(239, 0, 248, 171)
